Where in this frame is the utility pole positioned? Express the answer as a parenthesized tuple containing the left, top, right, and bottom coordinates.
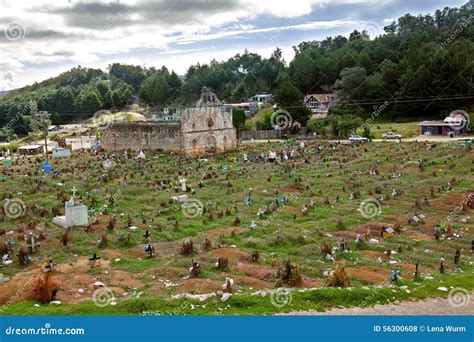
(29, 101, 51, 161)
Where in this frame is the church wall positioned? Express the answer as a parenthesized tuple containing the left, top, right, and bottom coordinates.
(101, 88, 237, 155)
(179, 106, 237, 155)
(101, 122, 182, 152)
(181, 128, 237, 155)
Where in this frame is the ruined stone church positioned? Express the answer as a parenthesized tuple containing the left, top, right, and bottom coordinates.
(101, 87, 237, 155)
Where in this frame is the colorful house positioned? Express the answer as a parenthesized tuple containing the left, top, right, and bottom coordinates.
(418, 113, 469, 137)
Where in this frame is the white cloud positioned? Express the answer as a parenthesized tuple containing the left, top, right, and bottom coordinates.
(0, 0, 399, 87)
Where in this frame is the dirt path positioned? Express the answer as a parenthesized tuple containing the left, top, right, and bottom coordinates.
(285, 295, 473, 315)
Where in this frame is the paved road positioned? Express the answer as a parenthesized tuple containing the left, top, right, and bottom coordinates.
(243, 135, 474, 144)
(376, 135, 473, 142)
(284, 295, 473, 316)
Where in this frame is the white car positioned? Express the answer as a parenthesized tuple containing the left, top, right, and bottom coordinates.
(348, 134, 368, 142)
(382, 132, 402, 139)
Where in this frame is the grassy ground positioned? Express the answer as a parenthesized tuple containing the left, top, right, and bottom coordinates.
(363, 122, 419, 139)
(0, 139, 472, 315)
(2, 264, 473, 315)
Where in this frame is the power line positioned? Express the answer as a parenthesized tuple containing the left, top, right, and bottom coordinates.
(1, 93, 473, 119)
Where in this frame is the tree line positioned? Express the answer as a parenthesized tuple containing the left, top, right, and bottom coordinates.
(0, 1, 472, 139)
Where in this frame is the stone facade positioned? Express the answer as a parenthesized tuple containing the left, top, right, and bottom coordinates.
(179, 105, 236, 155)
(101, 122, 182, 152)
(101, 87, 237, 155)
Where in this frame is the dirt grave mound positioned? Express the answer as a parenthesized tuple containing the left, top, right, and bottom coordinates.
(404, 230, 433, 241)
(0, 269, 41, 305)
(346, 266, 389, 284)
(177, 278, 223, 294)
(146, 267, 188, 281)
(205, 248, 251, 263)
(232, 275, 272, 289)
(301, 278, 325, 288)
(360, 250, 385, 261)
(100, 270, 144, 289)
(431, 192, 470, 211)
(234, 263, 276, 282)
(200, 227, 247, 240)
(280, 182, 305, 193)
(354, 222, 390, 235)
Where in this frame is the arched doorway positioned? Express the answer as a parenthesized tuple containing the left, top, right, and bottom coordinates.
(204, 135, 217, 153)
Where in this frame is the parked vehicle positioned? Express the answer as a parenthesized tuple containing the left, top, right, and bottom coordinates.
(348, 134, 368, 142)
(382, 131, 402, 139)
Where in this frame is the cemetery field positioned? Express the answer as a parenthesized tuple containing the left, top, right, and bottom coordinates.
(0, 140, 473, 315)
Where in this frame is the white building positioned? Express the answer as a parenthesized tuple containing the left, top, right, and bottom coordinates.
(65, 136, 96, 150)
(249, 93, 273, 103)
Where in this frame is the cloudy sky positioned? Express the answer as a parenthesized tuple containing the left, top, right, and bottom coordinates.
(0, 0, 467, 90)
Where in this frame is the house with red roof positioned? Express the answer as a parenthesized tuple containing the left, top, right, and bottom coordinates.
(303, 93, 340, 119)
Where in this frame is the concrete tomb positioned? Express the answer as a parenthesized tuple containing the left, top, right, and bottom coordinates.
(53, 187, 88, 228)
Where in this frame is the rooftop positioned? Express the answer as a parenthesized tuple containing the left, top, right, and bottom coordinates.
(419, 118, 467, 126)
(19, 144, 42, 149)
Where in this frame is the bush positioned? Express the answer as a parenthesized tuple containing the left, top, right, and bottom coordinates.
(322, 114, 363, 138)
(242, 120, 255, 131)
(307, 118, 322, 133)
(361, 125, 372, 138)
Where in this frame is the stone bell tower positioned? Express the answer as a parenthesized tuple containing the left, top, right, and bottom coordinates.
(180, 87, 237, 155)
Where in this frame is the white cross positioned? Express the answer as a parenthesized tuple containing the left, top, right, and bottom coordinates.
(72, 186, 77, 197)
(29, 233, 36, 252)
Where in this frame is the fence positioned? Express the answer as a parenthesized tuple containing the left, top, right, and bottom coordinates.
(240, 128, 309, 140)
(240, 130, 282, 140)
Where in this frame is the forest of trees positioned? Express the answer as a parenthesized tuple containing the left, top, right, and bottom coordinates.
(0, 1, 472, 138)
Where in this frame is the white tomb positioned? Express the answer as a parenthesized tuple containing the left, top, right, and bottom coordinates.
(179, 177, 187, 192)
(170, 194, 188, 203)
(53, 187, 88, 228)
